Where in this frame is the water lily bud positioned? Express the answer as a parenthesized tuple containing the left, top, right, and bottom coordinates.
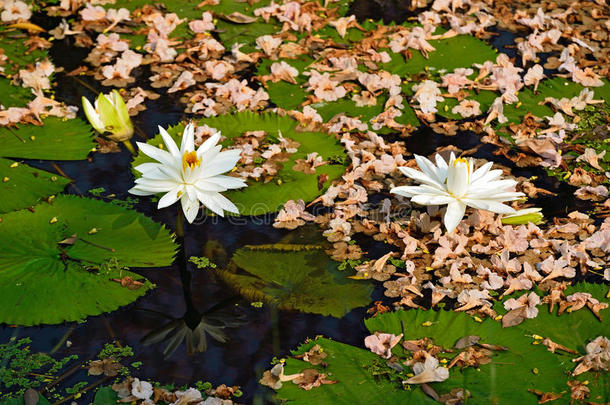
(82, 90, 134, 142)
(501, 208, 543, 225)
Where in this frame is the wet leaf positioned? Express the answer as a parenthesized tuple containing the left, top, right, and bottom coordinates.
(453, 335, 480, 349)
(218, 12, 258, 23)
(501, 307, 527, 328)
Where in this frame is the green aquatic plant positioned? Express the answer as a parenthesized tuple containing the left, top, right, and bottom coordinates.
(0, 26, 47, 75)
(0, 117, 94, 213)
(266, 293, 609, 404)
(0, 195, 177, 325)
(0, 337, 77, 400)
(189, 256, 217, 270)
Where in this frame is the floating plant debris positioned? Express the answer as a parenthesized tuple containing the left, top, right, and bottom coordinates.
(0, 0, 608, 403)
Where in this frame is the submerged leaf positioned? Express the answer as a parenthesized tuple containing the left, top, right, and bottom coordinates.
(217, 244, 373, 317)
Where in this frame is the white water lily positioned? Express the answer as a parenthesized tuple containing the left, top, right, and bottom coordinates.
(129, 124, 246, 223)
(391, 153, 524, 233)
(82, 90, 133, 142)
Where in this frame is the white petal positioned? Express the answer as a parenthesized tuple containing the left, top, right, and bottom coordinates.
(462, 199, 516, 214)
(447, 159, 470, 198)
(159, 126, 181, 159)
(157, 187, 182, 209)
(185, 184, 198, 201)
(390, 186, 415, 197)
(180, 123, 195, 152)
(211, 192, 239, 214)
(469, 161, 493, 183)
(137, 142, 177, 167)
(391, 184, 447, 198)
(444, 200, 466, 233)
(412, 194, 456, 206)
(199, 144, 222, 163)
(472, 168, 503, 185)
(398, 166, 446, 189)
(82, 97, 104, 133)
(128, 186, 155, 196)
(181, 196, 200, 223)
(134, 162, 163, 174)
(201, 149, 241, 178)
(197, 132, 221, 156)
(469, 179, 517, 193)
(133, 177, 178, 189)
(414, 154, 444, 184)
(435, 153, 448, 178)
(196, 190, 225, 216)
(194, 180, 229, 192)
(203, 175, 247, 190)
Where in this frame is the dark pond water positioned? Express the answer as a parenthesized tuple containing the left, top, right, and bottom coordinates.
(0, 10, 593, 405)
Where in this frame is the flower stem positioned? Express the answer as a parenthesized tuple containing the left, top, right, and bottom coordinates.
(122, 140, 136, 155)
(176, 208, 185, 238)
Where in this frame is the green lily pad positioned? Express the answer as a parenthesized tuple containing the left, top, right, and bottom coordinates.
(0, 117, 94, 161)
(0, 77, 33, 108)
(493, 283, 610, 401)
(381, 34, 497, 76)
(312, 96, 420, 131)
(199, 0, 271, 17)
(109, 0, 200, 18)
(273, 301, 610, 403)
(502, 77, 610, 125)
(364, 309, 569, 404)
(0, 158, 70, 213)
(0, 27, 48, 76)
(132, 112, 348, 216)
(495, 283, 608, 351)
(0, 195, 177, 326)
(275, 337, 436, 404)
(256, 57, 312, 110)
(217, 20, 280, 52)
(93, 386, 119, 405)
(218, 244, 373, 317)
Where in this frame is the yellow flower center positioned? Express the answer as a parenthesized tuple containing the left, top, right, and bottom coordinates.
(453, 157, 468, 167)
(182, 151, 201, 170)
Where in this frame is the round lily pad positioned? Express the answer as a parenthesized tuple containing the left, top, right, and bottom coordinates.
(0, 195, 177, 326)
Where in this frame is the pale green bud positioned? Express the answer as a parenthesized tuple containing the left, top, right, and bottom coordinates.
(501, 208, 544, 225)
(82, 90, 134, 142)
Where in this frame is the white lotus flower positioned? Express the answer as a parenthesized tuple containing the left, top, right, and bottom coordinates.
(391, 153, 524, 233)
(129, 124, 246, 223)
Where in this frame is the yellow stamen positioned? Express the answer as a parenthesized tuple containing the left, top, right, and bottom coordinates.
(453, 157, 468, 167)
(182, 151, 201, 170)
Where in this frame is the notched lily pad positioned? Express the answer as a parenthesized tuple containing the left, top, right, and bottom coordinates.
(0, 117, 94, 161)
(0, 158, 70, 213)
(0, 195, 177, 326)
